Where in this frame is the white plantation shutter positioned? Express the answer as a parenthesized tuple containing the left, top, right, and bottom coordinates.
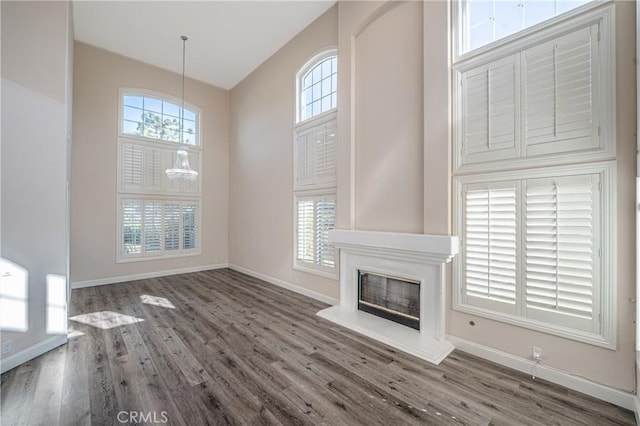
(144, 201, 163, 253)
(164, 203, 180, 251)
(316, 198, 336, 268)
(460, 55, 518, 166)
(523, 23, 600, 157)
(122, 200, 142, 255)
(118, 138, 201, 196)
(294, 117, 337, 190)
(296, 199, 315, 263)
(295, 129, 314, 187)
(182, 203, 198, 251)
(120, 199, 200, 259)
(121, 142, 144, 191)
(463, 184, 517, 311)
(144, 146, 165, 192)
(524, 174, 600, 332)
(315, 120, 337, 184)
(296, 195, 336, 271)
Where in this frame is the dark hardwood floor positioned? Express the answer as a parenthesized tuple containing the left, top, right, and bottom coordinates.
(0, 268, 635, 425)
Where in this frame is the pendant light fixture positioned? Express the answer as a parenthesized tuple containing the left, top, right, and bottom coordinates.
(166, 35, 198, 182)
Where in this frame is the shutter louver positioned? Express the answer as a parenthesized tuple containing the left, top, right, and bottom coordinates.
(144, 146, 164, 191)
(464, 186, 517, 305)
(315, 120, 337, 183)
(525, 175, 598, 328)
(316, 198, 336, 267)
(296, 130, 314, 188)
(461, 55, 517, 165)
(183, 203, 198, 250)
(164, 203, 180, 251)
(524, 24, 599, 156)
(144, 201, 163, 253)
(297, 200, 315, 262)
(122, 200, 142, 255)
(121, 142, 144, 191)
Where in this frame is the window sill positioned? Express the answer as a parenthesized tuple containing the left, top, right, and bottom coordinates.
(294, 263, 338, 280)
(117, 250, 201, 263)
(452, 302, 614, 350)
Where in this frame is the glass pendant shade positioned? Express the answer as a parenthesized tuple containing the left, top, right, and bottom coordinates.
(166, 35, 198, 183)
(166, 147, 198, 181)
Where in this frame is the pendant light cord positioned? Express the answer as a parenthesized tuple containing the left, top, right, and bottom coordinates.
(180, 35, 187, 146)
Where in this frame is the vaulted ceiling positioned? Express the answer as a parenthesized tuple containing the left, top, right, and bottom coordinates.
(73, 1, 335, 90)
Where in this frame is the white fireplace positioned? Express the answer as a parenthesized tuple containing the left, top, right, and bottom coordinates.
(317, 229, 459, 365)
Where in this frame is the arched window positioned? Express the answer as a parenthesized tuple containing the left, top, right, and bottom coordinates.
(297, 50, 337, 123)
(121, 91, 200, 145)
(117, 89, 202, 262)
(293, 50, 338, 278)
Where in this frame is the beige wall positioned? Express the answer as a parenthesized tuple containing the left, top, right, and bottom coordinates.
(229, 6, 339, 299)
(70, 42, 229, 283)
(336, 0, 636, 392)
(354, 1, 423, 233)
(1, 1, 73, 359)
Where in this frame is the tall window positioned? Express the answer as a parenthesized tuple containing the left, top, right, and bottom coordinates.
(452, 4, 615, 347)
(457, 0, 593, 54)
(294, 50, 338, 278)
(117, 90, 202, 262)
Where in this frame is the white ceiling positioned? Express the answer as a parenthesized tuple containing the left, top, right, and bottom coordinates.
(73, 1, 335, 90)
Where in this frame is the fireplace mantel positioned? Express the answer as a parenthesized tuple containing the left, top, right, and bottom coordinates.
(317, 229, 459, 365)
(329, 229, 458, 264)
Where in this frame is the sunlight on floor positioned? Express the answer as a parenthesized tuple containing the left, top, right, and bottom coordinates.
(67, 329, 85, 338)
(69, 311, 144, 330)
(140, 294, 176, 309)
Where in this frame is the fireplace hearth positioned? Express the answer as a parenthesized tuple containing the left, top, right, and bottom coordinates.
(317, 230, 459, 365)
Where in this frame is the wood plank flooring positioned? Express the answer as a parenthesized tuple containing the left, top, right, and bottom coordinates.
(0, 268, 635, 425)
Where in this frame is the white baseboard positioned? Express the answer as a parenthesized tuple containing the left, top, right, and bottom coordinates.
(633, 395, 640, 426)
(0, 334, 68, 374)
(228, 264, 339, 306)
(448, 335, 636, 411)
(71, 263, 229, 289)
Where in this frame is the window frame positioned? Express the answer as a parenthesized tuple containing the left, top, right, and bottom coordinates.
(116, 196, 202, 263)
(295, 49, 338, 124)
(453, 0, 605, 61)
(453, 4, 615, 174)
(119, 88, 202, 147)
(293, 190, 338, 279)
(116, 89, 203, 264)
(451, 1, 617, 349)
(453, 161, 616, 348)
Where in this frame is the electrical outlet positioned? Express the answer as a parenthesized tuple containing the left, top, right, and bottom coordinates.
(2, 340, 13, 355)
(532, 346, 542, 361)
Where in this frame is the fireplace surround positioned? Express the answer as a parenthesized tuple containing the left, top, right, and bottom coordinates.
(317, 229, 458, 364)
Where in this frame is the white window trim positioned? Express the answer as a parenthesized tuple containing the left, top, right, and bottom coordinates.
(295, 48, 338, 125)
(116, 196, 202, 263)
(293, 190, 338, 280)
(119, 88, 203, 147)
(453, 4, 616, 174)
(453, 0, 608, 62)
(453, 161, 616, 348)
(117, 89, 203, 264)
